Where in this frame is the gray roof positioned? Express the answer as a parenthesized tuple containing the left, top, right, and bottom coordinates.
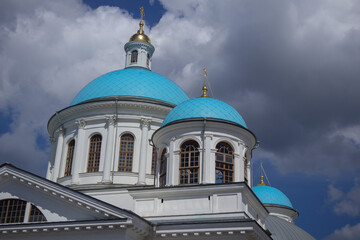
(266, 215, 316, 240)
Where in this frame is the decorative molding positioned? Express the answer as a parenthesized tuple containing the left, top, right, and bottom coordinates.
(140, 117, 151, 128)
(106, 115, 117, 126)
(55, 126, 64, 136)
(75, 119, 86, 129)
(49, 137, 56, 144)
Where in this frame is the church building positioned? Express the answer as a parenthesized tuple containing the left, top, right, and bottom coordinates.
(0, 9, 315, 240)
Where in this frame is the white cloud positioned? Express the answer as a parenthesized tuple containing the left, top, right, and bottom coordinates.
(0, 0, 360, 178)
(328, 182, 360, 217)
(324, 222, 360, 240)
(0, 0, 148, 174)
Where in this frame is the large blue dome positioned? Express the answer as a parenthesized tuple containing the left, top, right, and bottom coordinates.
(162, 97, 247, 128)
(252, 185, 293, 208)
(71, 67, 189, 106)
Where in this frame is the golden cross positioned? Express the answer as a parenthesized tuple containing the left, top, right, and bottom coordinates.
(203, 67, 207, 78)
(140, 7, 145, 22)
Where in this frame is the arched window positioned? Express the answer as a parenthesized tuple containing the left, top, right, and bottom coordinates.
(179, 140, 199, 185)
(0, 199, 46, 224)
(244, 154, 248, 184)
(215, 142, 234, 184)
(64, 139, 75, 176)
(118, 134, 134, 172)
(146, 53, 150, 67)
(87, 134, 102, 172)
(151, 147, 157, 174)
(159, 149, 167, 187)
(131, 50, 138, 63)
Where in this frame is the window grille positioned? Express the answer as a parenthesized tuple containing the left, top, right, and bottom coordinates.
(0, 199, 46, 224)
(151, 147, 157, 174)
(179, 140, 199, 185)
(159, 149, 167, 187)
(118, 134, 134, 172)
(64, 139, 75, 176)
(87, 134, 102, 172)
(215, 142, 234, 184)
(131, 50, 138, 63)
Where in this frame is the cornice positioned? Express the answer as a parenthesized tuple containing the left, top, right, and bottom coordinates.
(48, 100, 172, 135)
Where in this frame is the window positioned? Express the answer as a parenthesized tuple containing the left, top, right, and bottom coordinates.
(0, 199, 46, 224)
(64, 139, 75, 176)
(215, 142, 234, 183)
(146, 53, 150, 67)
(244, 154, 248, 184)
(179, 140, 199, 185)
(131, 50, 138, 63)
(159, 149, 167, 187)
(118, 134, 134, 172)
(87, 134, 102, 172)
(151, 147, 157, 174)
(29, 205, 47, 222)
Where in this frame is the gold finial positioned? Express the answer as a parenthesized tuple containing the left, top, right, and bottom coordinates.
(257, 162, 267, 186)
(257, 175, 267, 186)
(201, 67, 209, 97)
(129, 7, 151, 43)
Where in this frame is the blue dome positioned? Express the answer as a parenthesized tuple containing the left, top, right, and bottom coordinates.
(71, 67, 189, 106)
(252, 185, 293, 208)
(162, 97, 247, 127)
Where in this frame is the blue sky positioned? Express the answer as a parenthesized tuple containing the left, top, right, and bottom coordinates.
(1, 1, 360, 239)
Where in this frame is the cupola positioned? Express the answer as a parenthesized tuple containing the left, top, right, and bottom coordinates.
(124, 7, 154, 70)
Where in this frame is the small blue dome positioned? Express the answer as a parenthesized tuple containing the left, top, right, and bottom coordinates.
(252, 185, 293, 208)
(162, 97, 247, 127)
(71, 67, 189, 106)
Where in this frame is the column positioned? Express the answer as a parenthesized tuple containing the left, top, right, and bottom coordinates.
(202, 135, 212, 184)
(137, 118, 151, 185)
(46, 137, 56, 180)
(51, 127, 64, 181)
(72, 119, 86, 184)
(168, 137, 175, 186)
(102, 115, 116, 183)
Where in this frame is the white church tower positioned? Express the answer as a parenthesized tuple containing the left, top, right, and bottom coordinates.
(124, 7, 154, 70)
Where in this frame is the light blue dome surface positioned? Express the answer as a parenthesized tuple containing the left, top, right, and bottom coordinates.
(71, 67, 189, 106)
(162, 97, 247, 128)
(252, 185, 293, 208)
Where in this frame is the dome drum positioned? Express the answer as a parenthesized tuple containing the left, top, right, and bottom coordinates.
(152, 120, 256, 187)
(47, 100, 170, 188)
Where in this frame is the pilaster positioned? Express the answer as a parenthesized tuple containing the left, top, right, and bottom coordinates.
(102, 115, 117, 183)
(137, 117, 151, 185)
(72, 119, 86, 184)
(52, 127, 64, 181)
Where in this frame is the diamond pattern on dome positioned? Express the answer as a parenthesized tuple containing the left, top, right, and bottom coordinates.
(71, 68, 189, 106)
(162, 97, 247, 128)
(253, 186, 293, 208)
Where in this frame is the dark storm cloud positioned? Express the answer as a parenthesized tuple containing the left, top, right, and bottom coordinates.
(154, 0, 360, 176)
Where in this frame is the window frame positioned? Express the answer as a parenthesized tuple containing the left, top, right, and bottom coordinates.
(64, 139, 75, 176)
(215, 142, 234, 184)
(159, 149, 167, 187)
(118, 134, 135, 172)
(87, 134, 102, 172)
(130, 50, 138, 63)
(179, 140, 200, 185)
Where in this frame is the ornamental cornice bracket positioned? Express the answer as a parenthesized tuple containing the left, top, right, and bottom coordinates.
(106, 115, 117, 126)
(76, 119, 86, 129)
(49, 137, 56, 144)
(55, 126, 64, 136)
(140, 117, 152, 128)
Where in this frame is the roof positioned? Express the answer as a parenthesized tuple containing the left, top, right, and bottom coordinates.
(161, 97, 247, 127)
(252, 185, 293, 208)
(71, 67, 189, 106)
(266, 215, 316, 240)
